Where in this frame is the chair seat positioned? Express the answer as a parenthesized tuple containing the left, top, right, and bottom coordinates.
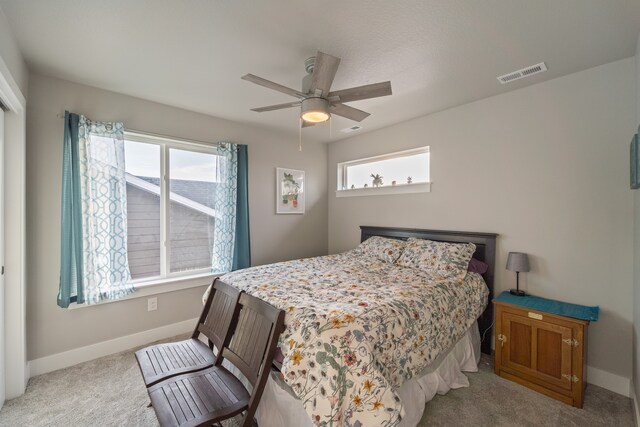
(148, 366, 250, 427)
(135, 338, 216, 387)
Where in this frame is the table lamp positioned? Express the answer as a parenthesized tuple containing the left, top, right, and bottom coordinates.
(506, 252, 530, 296)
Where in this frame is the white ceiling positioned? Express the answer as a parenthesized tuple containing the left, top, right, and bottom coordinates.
(1, 0, 639, 142)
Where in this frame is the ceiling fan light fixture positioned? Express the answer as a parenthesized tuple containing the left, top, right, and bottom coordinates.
(243, 51, 392, 127)
(301, 97, 330, 123)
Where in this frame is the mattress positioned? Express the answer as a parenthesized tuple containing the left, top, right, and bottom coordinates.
(216, 249, 489, 427)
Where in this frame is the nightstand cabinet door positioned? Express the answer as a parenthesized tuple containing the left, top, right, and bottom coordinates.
(500, 312, 573, 391)
(494, 301, 588, 408)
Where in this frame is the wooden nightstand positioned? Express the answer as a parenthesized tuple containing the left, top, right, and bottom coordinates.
(493, 293, 598, 408)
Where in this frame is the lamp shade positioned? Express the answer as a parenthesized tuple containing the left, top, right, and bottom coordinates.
(506, 252, 530, 272)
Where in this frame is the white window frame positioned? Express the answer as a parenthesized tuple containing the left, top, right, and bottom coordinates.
(336, 146, 431, 197)
(124, 131, 222, 287)
(70, 131, 220, 309)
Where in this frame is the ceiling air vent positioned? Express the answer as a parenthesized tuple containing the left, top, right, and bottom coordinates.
(497, 62, 547, 84)
(341, 125, 363, 133)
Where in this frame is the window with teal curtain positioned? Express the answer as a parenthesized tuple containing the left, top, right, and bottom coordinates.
(212, 142, 251, 272)
(58, 112, 135, 307)
(59, 125, 248, 308)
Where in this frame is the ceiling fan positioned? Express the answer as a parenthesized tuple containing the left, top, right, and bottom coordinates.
(241, 51, 392, 127)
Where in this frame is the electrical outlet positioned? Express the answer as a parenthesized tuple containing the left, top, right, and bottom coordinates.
(147, 297, 157, 312)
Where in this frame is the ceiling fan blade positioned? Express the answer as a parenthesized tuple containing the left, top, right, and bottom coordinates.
(241, 74, 305, 99)
(329, 81, 392, 103)
(301, 120, 316, 128)
(309, 51, 341, 96)
(251, 101, 301, 112)
(330, 103, 370, 122)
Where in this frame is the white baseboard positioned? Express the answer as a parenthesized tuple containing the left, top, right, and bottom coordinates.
(23, 318, 635, 402)
(631, 381, 640, 427)
(24, 361, 30, 387)
(28, 317, 198, 378)
(587, 365, 631, 397)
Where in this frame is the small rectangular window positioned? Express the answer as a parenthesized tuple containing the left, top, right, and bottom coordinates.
(337, 147, 430, 195)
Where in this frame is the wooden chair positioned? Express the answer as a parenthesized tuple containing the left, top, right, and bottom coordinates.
(147, 293, 286, 427)
(135, 278, 242, 387)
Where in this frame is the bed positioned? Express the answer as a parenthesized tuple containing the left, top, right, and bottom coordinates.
(213, 226, 497, 427)
(358, 226, 496, 356)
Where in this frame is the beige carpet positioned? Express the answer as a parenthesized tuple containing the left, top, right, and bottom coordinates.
(0, 337, 633, 427)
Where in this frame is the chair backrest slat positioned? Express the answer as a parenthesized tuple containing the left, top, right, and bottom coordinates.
(195, 279, 242, 356)
(221, 293, 285, 388)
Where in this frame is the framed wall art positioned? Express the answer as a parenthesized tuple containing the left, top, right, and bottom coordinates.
(276, 167, 305, 214)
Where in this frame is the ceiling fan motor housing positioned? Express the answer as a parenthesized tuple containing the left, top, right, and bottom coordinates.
(304, 56, 316, 74)
(302, 56, 316, 93)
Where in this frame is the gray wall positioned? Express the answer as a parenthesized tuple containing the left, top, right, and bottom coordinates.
(126, 185, 216, 279)
(327, 58, 636, 381)
(633, 33, 640, 408)
(167, 202, 215, 275)
(0, 7, 27, 96)
(26, 73, 328, 360)
(126, 185, 162, 279)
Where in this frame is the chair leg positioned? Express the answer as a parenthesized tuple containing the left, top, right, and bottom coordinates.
(239, 412, 258, 427)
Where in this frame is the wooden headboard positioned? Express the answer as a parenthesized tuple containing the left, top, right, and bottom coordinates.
(360, 226, 498, 355)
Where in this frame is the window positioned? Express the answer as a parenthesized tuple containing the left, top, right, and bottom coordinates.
(337, 147, 430, 196)
(124, 132, 218, 283)
(59, 113, 248, 309)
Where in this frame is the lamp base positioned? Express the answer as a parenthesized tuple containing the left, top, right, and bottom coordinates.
(509, 289, 526, 297)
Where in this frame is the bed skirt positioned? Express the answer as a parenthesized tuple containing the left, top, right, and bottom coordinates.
(223, 322, 481, 427)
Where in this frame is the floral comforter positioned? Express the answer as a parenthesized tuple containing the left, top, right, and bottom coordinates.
(219, 249, 489, 427)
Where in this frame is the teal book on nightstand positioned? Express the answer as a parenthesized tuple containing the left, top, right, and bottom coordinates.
(493, 292, 598, 408)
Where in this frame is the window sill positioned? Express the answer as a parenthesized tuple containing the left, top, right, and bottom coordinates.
(336, 182, 431, 198)
(67, 272, 219, 310)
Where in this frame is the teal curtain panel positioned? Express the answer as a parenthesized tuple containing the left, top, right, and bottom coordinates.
(212, 143, 251, 272)
(58, 112, 135, 307)
(232, 144, 251, 270)
(212, 142, 239, 272)
(58, 112, 85, 307)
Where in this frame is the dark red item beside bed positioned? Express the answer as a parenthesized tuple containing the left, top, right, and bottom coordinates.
(468, 257, 489, 274)
(274, 347, 285, 365)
